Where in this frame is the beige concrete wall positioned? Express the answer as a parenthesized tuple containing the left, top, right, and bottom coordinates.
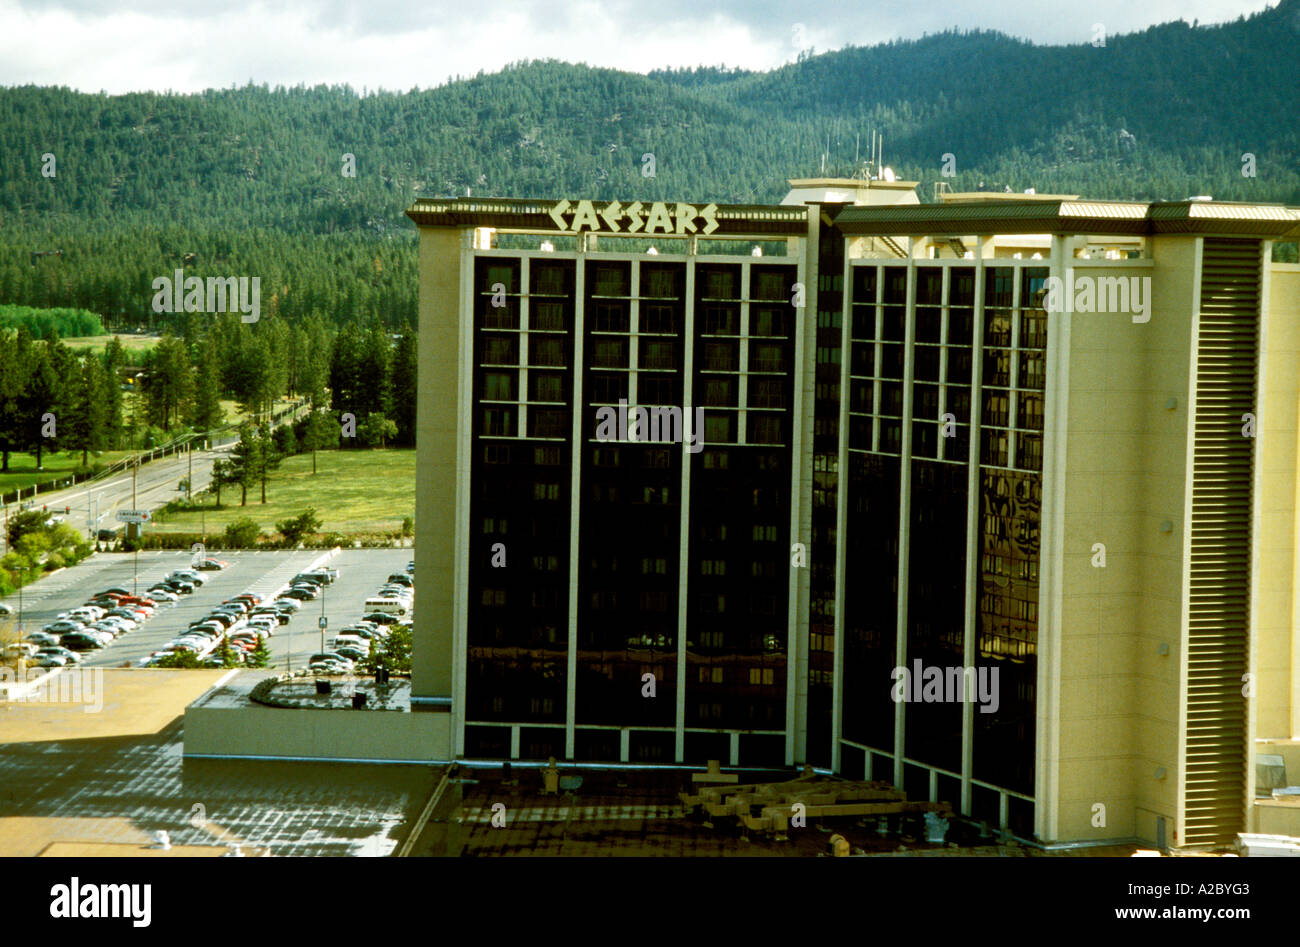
(1053, 243, 1197, 843)
(185, 704, 451, 762)
(413, 227, 464, 700)
(1257, 266, 1300, 740)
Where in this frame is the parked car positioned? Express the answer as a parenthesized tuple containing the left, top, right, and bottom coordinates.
(196, 558, 229, 570)
(58, 632, 105, 651)
(387, 574, 414, 588)
(361, 612, 400, 626)
(44, 620, 87, 635)
(273, 598, 301, 612)
(147, 589, 181, 603)
(24, 632, 60, 647)
(4, 642, 38, 658)
(96, 528, 120, 541)
(101, 587, 132, 597)
(0, 603, 13, 616)
(279, 587, 315, 602)
(406, 560, 415, 574)
(170, 569, 208, 585)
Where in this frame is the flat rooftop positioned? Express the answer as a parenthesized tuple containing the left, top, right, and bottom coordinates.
(0, 669, 438, 857)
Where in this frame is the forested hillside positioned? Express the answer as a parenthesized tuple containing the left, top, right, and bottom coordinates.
(0, 0, 1295, 327)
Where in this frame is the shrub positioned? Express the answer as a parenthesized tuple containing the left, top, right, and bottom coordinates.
(153, 650, 203, 669)
(276, 508, 322, 545)
(222, 517, 262, 548)
(400, 516, 414, 537)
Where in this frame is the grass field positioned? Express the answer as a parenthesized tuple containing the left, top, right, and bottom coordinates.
(0, 450, 133, 494)
(150, 448, 415, 537)
(60, 333, 160, 353)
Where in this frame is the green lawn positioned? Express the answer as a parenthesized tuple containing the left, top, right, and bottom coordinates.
(150, 448, 415, 537)
(61, 333, 160, 354)
(0, 450, 133, 494)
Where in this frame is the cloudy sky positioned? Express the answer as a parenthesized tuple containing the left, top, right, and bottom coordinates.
(0, 0, 1278, 94)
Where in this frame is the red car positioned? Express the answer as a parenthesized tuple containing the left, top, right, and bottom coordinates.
(230, 593, 261, 606)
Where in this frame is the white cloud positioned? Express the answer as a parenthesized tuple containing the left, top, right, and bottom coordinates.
(0, 0, 1278, 94)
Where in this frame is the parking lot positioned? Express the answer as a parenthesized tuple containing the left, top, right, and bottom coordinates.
(1, 548, 412, 671)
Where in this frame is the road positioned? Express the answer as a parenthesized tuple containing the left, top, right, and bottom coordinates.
(1, 548, 412, 671)
(1, 399, 308, 550)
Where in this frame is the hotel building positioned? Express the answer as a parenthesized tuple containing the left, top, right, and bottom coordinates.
(407, 181, 1300, 847)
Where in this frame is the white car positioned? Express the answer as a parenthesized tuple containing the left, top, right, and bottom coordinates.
(0, 603, 13, 616)
(170, 570, 208, 585)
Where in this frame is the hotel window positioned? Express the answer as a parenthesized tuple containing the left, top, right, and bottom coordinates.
(532, 301, 566, 331)
(704, 413, 736, 444)
(751, 524, 778, 542)
(1018, 352, 1045, 390)
(534, 446, 562, 465)
(751, 560, 777, 578)
(750, 343, 786, 373)
(483, 303, 518, 330)
(701, 594, 726, 614)
(483, 444, 510, 464)
(481, 517, 507, 534)
(642, 557, 668, 575)
(533, 264, 566, 295)
(531, 555, 560, 572)
(702, 450, 729, 470)
(485, 264, 516, 294)
(701, 378, 737, 407)
(704, 306, 739, 335)
(984, 310, 1013, 347)
(529, 698, 555, 716)
(749, 415, 783, 444)
(640, 376, 676, 405)
(700, 559, 726, 576)
(816, 346, 841, 366)
(881, 420, 902, 452)
(640, 591, 668, 612)
(643, 268, 678, 298)
(482, 371, 516, 401)
(1020, 312, 1047, 349)
(530, 372, 565, 403)
(594, 303, 628, 332)
(983, 391, 1009, 427)
(640, 340, 675, 370)
(532, 482, 561, 501)
(643, 448, 671, 469)
(590, 374, 627, 404)
(704, 269, 736, 299)
(752, 307, 788, 336)
(753, 270, 786, 300)
(817, 310, 842, 329)
(483, 407, 515, 436)
(592, 339, 627, 368)
(700, 666, 724, 684)
(594, 265, 629, 296)
(483, 337, 518, 365)
(529, 337, 565, 367)
(642, 304, 677, 333)
(480, 589, 507, 607)
(750, 379, 785, 409)
(881, 343, 904, 378)
(983, 351, 1011, 387)
(699, 631, 724, 648)
(702, 342, 738, 372)
(593, 447, 621, 467)
(1018, 393, 1044, 430)
(749, 668, 776, 686)
(528, 408, 568, 438)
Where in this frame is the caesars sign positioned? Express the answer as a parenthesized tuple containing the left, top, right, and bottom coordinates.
(548, 199, 719, 235)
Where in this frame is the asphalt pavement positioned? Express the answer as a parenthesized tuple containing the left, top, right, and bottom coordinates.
(1, 547, 412, 671)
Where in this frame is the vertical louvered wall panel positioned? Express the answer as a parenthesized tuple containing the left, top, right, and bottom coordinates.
(1183, 238, 1260, 846)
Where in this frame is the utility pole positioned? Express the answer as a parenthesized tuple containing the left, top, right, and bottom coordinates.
(132, 454, 138, 596)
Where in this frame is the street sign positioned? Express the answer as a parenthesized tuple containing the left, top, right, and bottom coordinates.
(318, 616, 328, 630)
(116, 510, 151, 524)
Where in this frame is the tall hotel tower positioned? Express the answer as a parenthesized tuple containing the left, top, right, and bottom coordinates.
(408, 182, 1300, 848)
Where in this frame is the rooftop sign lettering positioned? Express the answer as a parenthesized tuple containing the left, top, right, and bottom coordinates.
(548, 199, 719, 235)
